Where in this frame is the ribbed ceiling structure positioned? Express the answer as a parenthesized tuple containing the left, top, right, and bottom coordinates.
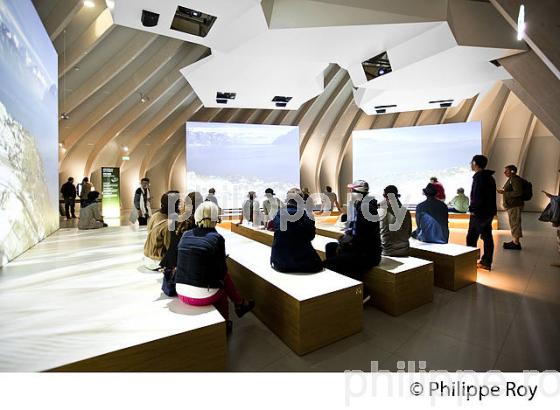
(34, 0, 558, 212)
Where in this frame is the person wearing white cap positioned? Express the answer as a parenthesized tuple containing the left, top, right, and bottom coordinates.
(323, 180, 381, 302)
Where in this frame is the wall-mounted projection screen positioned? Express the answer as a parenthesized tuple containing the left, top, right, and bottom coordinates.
(186, 122, 300, 209)
(353, 122, 482, 205)
(0, 0, 59, 266)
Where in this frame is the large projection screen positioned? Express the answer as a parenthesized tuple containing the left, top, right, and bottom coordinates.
(0, 0, 58, 265)
(353, 122, 482, 205)
(186, 122, 300, 209)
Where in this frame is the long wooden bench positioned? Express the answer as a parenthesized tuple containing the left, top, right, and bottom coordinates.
(230, 223, 434, 316)
(217, 227, 363, 355)
(0, 228, 227, 372)
(314, 220, 478, 291)
(409, 211, 499, 230)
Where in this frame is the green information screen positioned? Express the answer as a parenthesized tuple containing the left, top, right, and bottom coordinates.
(101, 167, 120, 218)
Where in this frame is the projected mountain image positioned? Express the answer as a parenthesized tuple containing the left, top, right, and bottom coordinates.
(0, 0, 58, 265)
(353, 122, 482, 206)
(186, 122, 300, 209)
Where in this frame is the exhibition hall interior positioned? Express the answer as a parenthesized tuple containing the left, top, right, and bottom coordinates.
(1, 0, 560, 374)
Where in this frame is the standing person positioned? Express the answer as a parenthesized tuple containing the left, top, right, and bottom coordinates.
(323, 186, 342, 212)
(542, 190, 560, 267)
(270, 188, 323, 273)
(175, 201, 255, 334)
(448, 188, 470, 213)
(412, 184, 449, 244)
(466, 155, 497, 271)
(79, 177, 92, 208)
(430, 177, 446, 201)
(78, 191, 107, 230)
(60, 177, 77, 220)
(323, 180, 382, 302)
(242, 191, 260, 225)
(134, 178, 152, 226)
(379, 185, 412, 256)
(262, 188, 283, 224)
(497, 165, 524, 250)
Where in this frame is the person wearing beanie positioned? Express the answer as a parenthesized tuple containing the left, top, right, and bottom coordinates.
(379, 185, 412, 256)
(176, 201, 254, 334)
(323, 180, 382, 301)
(412, 183, 449, 244)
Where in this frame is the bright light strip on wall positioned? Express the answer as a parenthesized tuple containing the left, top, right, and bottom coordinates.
(83, 1, 96, 8)
(105, 0, 115, 11)
(517, 4, 525, 41)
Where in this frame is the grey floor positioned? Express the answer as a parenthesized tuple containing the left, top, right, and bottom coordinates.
(58, 212, 560, 372)
(225, 213, 560, 372)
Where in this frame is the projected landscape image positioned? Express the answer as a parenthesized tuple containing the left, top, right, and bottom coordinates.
(186, 122, 300, 209)
(0, 0, 58, 265)
(353, 122, 482, 206)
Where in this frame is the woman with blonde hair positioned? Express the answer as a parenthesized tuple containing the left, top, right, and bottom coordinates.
(175, 201, 254, 333)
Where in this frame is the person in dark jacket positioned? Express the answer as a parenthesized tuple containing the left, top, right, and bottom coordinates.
(270, 188, 323, 273)
(497, 164, 524, 250)
(323, 180, 382, 295)
(466, 154, 497, 270)
(175, 201, 254, 333)
(60, 177, 77, 220)
(134, 178, 152, 226)
(412, 184, 449, 244)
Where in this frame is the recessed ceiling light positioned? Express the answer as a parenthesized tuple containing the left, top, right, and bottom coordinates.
(83, 1, 95, 8)
(517, 4, 525, 41)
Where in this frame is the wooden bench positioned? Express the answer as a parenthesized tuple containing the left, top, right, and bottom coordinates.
(230, 223, 434, 316)
(408, 239, 478, 291)
(314, 221, 478, 291)
(217, 227, 363, 355)
(0, 228, 227, 372)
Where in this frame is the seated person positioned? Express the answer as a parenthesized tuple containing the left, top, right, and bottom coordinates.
(430, 176, 446, 201)
(175, 201, 254, 333)
(322, 186, 342, 212)
(270, 188, 323, 273)
(412, 184, 449, 244)
(78, 191, 107, 230)
(160, 192, 200, 271)
(379, 185, 412, 257)
(323, 180, 382, 286)
(242, 191, 260, 225)
(143, 191, 177, 270)
(448, 187, 470, 213)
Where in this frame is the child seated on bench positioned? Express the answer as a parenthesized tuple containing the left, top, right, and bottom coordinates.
(175, 201, 254, 333)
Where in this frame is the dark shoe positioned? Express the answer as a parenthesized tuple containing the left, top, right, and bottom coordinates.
(503, 241, 522, 250)
(226, 320, 233, 335)
(235, 299, 255, 318)
(71, 215, 77, 219)
(477, 262, 491, 271)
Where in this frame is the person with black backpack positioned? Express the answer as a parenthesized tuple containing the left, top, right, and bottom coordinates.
(498, 165, 531, 250)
